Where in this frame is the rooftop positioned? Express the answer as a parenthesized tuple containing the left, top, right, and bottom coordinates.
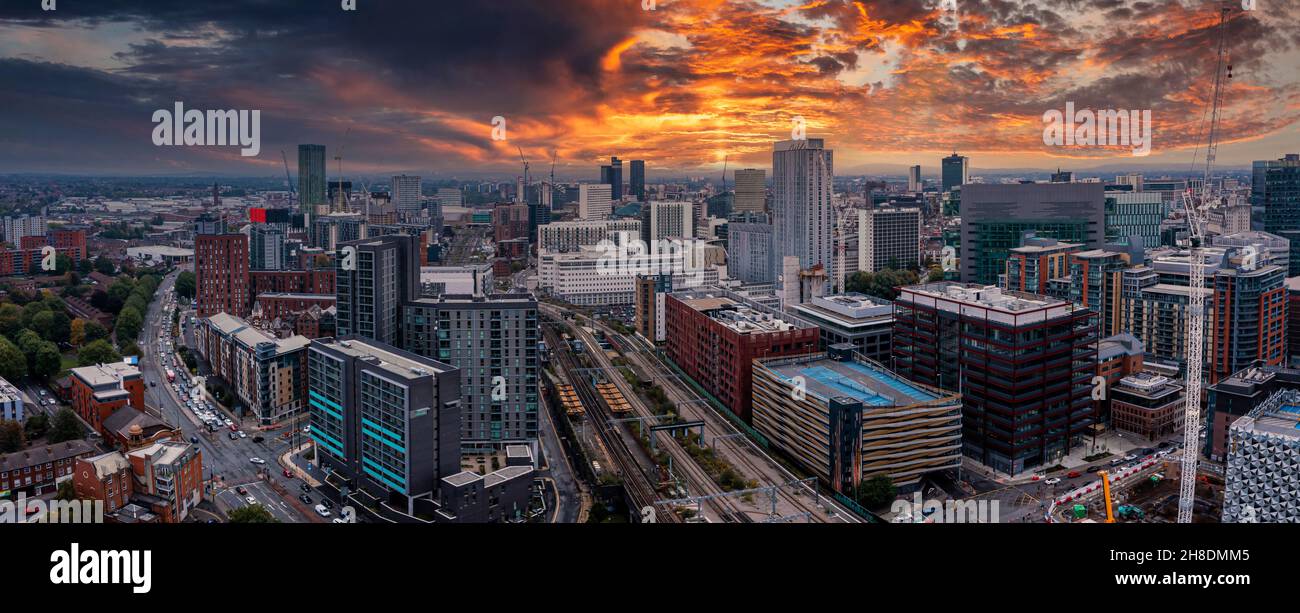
(1234, 390, 1300, 440)
(313, 337, 453, 379)
(71, 361, 141, 389)
(762, 352, 945, 407)
(1114, 372, 1183, 401)
(0, 440, 96, 472)
(898, 282, 1068, 313)
(1098, 333, 1144, 361)
(82, 451, 132, 479)
(790, 293, 893, 327)
(672, 288, 811, 334)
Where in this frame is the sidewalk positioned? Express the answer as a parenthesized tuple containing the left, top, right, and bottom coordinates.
(279, 443, 322, 487)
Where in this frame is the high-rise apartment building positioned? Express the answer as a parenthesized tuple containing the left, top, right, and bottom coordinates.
(960, 182, 1106, 285)
(195, 228, 249, 318)
(402, 294, 539, 452)
(578, 184, 613, 220)
(335, 235, 421, 346)
(857, 207, 921, 273)
(248, 225, 286, 271)
(307, 336, 461, 515)
(907, 165, 922, 192)
(727, 222, 774, 284)
(297, 144, 327, 224)
(941, 153, 968, 193)
(772, 139, 834, 288)
(1003, 235, 1081, 294)
(734, 169, 766, 214)
(893, 282, 1098, 474)
(537, 219, 640, 252)
(1068, 249, 1131, 338)
(648, 201, 694, 240)
(1210, 260, 1286, 384)
(392, 174, 423, 214)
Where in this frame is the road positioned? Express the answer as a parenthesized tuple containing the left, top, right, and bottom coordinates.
(137, 267, 317, 523)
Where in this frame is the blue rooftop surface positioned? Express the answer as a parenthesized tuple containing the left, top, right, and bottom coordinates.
(771, 357, 939, 406)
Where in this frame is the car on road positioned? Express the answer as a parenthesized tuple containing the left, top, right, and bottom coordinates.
(299, 494, 312, 504)
(1110, 458, 1124, 466)
(332, 517, 350, 524)
(1158, 441, 1171, 448)
(1067, 470, 1081, 478)
(224, 418, 233, 426)
(283, 468, 293, 478)
(1044, 477, 1061, 485)
(1087, 465, 1103, 473)
(230, 424, 239, 432)
(236, 486, 248, 495)
(300, 483, 311, 493)
(245, 496, 257, 505)
(249, 457, 266, 465)
(321, 498, 334, 509)
(190, 436, 198, 444)
(238, 431, 247, 439)
(229, 432, 238, 440)
(314, 504, 331, 517)
(1123, 454, 1137, 461)
(150, 381, 157, 387)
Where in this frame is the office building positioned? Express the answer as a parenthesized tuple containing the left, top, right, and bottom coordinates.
(1003, 234, 1082, 294)
(297, 144, 327, 223)
(1263, 155, 1300, 271)
(578, 184, 613, 220)
(734, 169, 766, 213)
(893, 283, 1098, 474)
(436, 187, 463, 209)
(772, 139, 834, 288)
(1109, 373, 1185, 441)
(307, 337, 461, 516)
(786, 293, 892, 363)
(752, 345, 961, 495)
(941, 153, 968, 193)
(335, 235, 421, 346)
(402, 294, 538, 452)
(727, 221, 774, 284)
(392, 175, 423, 214)
(960, 182, 1106, 285)
(630, 160, 646, 201)
(600, 157, 623, 200)
(1222, 388, 1300, 523)
(908, 165, 922, 192)
(1105, 191, 1165, 247)
(537, 219, 640, 253)
(538, 243, 718, 306)
(196, 230, 250, 318)
(665, 287, 820, 421)
(858, 207, 921, 273)
(194, 313, 311, 425)
(647, 201, 695, 241)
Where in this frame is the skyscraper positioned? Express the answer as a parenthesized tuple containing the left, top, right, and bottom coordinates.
(630, 160, 646, 201)
(941, 152, 968, 193)
(297, 144, 327, 224)
(392, 174, 423, 214)
(647, 201, 694, 240)
(248, 225, 286, 271)
(771, 139, 834, 288)
(907, 165, 922, 192)
(734, 168, 766, 214)
(608, 157, 623, 200)
(334, 235, 421, 346)
(1263, 154, 1300, 270)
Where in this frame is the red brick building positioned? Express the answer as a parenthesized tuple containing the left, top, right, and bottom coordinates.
(252, 292, 336, 320)
(70, 362, 146, 436)
(196, 233, 249, 317)
(665, 288, 820, 421)
(73, 441, 204, 523)
(1, 440, 97, 497)
(248, 269, 335, 306)
(73, 451, 134, 514)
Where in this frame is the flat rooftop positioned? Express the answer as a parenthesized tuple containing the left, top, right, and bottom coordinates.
(765, 355, 941, 406)
(790, 293, 893, 326)
(671, 288, 812, 334)
(71, 361, 140, 388)
(314, 337, 454, 379)
(898, 282, 1070, 313)
(1236, 404, 1300, 439)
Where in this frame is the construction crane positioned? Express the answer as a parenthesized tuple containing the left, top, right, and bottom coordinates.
(517, 146, 530, 204)
(1097, 470, 1116, 524)
(280, 150, 295, 202)
(1177, 3, 1235, 524)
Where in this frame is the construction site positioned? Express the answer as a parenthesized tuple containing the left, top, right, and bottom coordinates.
(1049, 456, 1227, 523)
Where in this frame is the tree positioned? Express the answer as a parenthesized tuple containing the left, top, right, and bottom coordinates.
(70, 318, 86, 346)
(116, 306, 143, 343)
(855, 475, 898, 510)
(94, 256, 115, 275)
(83, 320, 110, 344)
(0, 337, 26, 383)
(121, 342, 142, 357)
(844, 269, 921, 301)
(55, 253, 73, 275)
(0, 420, 24, 453)
(227, 505, 280, 523)
(32, 310, 71, 344)
(78, 339, 121, 366)
(0, 303, 21, 340)
(56, 480, 77, 502)
(49, 408, 85, 443)
(25, 413, 50, 439)
(175, 271, 197, 300)
(34, 342, 62, 379)
(76, 258, 93, 275)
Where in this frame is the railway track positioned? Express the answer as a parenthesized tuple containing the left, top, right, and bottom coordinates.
(543, 321, 681, 523)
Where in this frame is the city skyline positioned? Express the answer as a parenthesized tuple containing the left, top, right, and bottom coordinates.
(1, 0, 1298, 176)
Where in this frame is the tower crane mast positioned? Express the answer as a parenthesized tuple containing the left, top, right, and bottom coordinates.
(1177, 3, 1234, 524)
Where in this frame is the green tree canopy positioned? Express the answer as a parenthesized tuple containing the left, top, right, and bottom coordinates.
(0, 336, 27, 383)
(227, 505, 280, 523)
(855, 475, 898, 510)
(48, 408, 85, 443)
(0, 419, 24, 453)
(78, 339, 121, 366)
(34, 341, 63, 379)
(175, 271, 197, 300)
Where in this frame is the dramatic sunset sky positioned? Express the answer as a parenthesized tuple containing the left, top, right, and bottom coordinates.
(1, 0, 1297, 178)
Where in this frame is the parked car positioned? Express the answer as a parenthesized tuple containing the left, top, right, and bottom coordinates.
(314, 504, 331, 517)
